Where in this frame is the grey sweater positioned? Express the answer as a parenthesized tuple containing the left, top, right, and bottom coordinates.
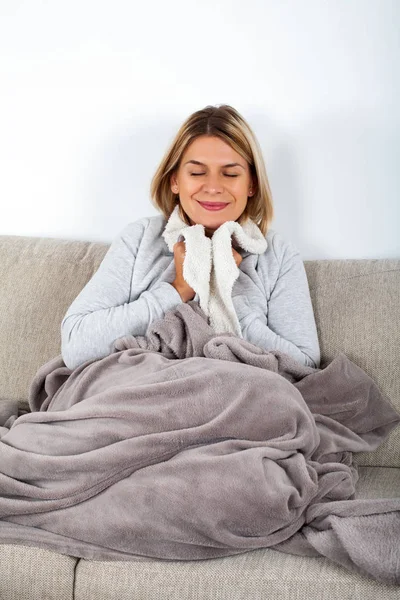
(61, 214, 321, 371)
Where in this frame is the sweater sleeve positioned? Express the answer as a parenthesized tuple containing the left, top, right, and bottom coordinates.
(61, 219, 183, 371)
(233, 237, 321, 368)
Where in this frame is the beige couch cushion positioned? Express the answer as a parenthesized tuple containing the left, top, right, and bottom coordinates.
(0, 235, 399, 466)
(0, 544, 78, 600)
(74, 551, 400, 600)
(0, 234, 108, 407)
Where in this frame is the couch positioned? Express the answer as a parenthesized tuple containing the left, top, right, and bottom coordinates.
(0, 232, 399, 600)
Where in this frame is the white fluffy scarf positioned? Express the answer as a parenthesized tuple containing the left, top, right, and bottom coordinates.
(162, 205, 268, 336)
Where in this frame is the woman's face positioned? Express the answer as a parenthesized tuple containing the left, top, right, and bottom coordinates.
(170, 135, 256, 237)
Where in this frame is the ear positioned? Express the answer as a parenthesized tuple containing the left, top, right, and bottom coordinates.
(250, 177, 257, 196)
(170, 172, 177, 191)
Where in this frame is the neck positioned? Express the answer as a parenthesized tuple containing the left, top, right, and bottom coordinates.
(204, 227, 216, 238)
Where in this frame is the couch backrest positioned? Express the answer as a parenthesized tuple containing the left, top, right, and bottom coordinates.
(0, 234, 399, 467)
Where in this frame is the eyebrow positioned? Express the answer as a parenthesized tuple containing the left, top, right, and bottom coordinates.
(184, 160, 245, 170)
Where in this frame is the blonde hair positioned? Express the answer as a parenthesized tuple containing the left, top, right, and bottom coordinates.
(149, 104, 274, 236)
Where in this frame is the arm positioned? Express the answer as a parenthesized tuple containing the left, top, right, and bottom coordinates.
(233, 238, 321, 368)
(61, 219, 182, 371)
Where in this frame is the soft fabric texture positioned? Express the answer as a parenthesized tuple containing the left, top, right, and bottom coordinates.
(60, 213, 321, 371)
(0, 545, 77, 599)
(0, 302, 399, 585)
(162, 205, 268, 336)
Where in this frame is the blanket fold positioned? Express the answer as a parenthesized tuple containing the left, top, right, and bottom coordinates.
(0, 301, 399, 586)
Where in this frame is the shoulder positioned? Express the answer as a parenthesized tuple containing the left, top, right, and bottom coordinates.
(113, 214, 167, 252)
(118, 213, 165, 238)
(264, 227, 300, 265)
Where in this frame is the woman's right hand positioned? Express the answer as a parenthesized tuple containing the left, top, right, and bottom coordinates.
(171, 241, 196, 302)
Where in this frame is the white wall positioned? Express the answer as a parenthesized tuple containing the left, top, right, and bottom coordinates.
(0, 0, 399, 259)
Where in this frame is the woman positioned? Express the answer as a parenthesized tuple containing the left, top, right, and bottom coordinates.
(61, 105, 320, 371)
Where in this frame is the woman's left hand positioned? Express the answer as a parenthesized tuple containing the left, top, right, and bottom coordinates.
(232, 248, 243, 267)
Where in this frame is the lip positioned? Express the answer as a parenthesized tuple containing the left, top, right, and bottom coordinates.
(197, 201, 229, 211)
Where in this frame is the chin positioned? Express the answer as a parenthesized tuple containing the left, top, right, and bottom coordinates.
(187, 203, 239, 229)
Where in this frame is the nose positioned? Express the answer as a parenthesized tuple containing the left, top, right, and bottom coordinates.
(201, 174, 224, 195)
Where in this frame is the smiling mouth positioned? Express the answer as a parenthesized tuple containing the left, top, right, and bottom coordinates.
(196, 200, 229, 208)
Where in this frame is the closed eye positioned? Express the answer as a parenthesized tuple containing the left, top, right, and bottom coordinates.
(190, 173, 238, 177)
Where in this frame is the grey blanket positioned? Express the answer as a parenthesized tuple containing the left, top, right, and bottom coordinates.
(0, 301, 399, 585)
